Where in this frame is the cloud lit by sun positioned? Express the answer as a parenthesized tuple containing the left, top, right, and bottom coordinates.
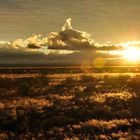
(119, 41, 140, 48)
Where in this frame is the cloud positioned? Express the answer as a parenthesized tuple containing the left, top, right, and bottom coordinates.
(0, 41, 119, 66)
(0, 18, 139, 66)
(11, 34, 48, 49)
(0, 41, 48, 65)
(0, 18, 124, 52)
(47, 18, 96, 50)
(119, 41, 140, 48)
(47, 18, 124, 51)
(0, 52, 48, 65)
(27, 44, 41, 49)
(44, 50, 121, 66)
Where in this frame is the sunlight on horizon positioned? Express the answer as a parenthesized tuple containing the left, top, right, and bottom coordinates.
(110, 41, 140, 62)
(122, 47, 140, 62)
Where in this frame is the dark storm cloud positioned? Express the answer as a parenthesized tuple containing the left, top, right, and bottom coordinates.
(0, 46, 48, 64)
(43, 50, 123, 66)
(0, 40, 120, 65)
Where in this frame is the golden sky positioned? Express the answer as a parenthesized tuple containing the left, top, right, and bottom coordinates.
(0, 0, 140, 43)
(0, 0, 140, 66)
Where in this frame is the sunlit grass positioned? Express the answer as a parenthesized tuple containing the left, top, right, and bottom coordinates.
(0, 71, 140, 139)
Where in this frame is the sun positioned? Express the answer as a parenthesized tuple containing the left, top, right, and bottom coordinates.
(122, 47, 140, 62)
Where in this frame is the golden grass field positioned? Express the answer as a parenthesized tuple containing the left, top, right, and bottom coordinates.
(0, 68, 140, 140)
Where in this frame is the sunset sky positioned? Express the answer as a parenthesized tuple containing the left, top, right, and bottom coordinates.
(0, 0, 140, 66)
(0, 0, 140, 42)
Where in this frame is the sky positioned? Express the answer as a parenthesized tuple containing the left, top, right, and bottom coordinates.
(0, 0, 140, 43)
(0, 0, 140, 66)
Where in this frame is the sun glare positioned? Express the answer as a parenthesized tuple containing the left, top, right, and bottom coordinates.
(109, 45, 140, 62)
(122, 47, 140, 62)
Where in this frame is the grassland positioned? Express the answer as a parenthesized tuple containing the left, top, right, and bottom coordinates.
(0, 68, 140, 140)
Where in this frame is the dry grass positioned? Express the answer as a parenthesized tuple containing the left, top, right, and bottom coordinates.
(0, 71, 140, 139)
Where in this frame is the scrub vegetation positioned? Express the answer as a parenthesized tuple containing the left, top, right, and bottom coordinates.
(0, 69, 140, 139)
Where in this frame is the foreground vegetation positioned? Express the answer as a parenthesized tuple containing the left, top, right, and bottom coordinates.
(0, 70, 140, 139)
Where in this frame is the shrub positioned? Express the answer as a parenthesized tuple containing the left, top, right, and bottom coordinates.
(17, 82, 30, 96)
